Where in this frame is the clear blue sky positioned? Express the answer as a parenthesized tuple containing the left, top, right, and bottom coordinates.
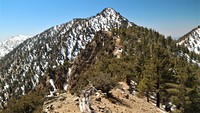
(0, 0, 199, 41)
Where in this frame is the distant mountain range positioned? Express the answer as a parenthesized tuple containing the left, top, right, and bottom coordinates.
(0, 35, 30, 59)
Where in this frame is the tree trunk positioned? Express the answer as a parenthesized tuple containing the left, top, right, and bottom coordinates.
(156, 66, 160, 108)
(156, 92, 160, 108)
(146, 91, 149, 102)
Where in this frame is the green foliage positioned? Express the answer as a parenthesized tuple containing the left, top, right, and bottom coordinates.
(0, 89, 46, 113)
(71, 58, 129, 95)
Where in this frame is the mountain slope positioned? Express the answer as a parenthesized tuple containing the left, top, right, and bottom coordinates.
(0, 8, 135, 108)
(178, 26, 200, 54)
(0, 35, 30, 59)
(0, 8, 199, 113)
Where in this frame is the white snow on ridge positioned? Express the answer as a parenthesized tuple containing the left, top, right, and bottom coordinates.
(178, 27, 200, 54)
(178, 51, 200, 66)
(0, 35, 31, 59)
(65, 8, 134, 60)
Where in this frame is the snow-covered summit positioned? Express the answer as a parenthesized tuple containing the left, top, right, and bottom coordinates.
(0, 35, 31, 59)
(100, 8, 120, 18)
(178, 26, 200, 54)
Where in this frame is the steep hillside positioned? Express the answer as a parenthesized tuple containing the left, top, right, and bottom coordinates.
(178, 26, 200, 54)
(0, 35, 30, 59)
(0, 8, 135, 108)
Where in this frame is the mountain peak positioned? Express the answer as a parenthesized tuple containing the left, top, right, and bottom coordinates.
(100, 7, 119, 17)
(97, 7, 134, 26)
(102, 7, 117, 13)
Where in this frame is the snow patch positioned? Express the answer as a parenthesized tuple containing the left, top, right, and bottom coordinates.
(49, 79, 57, 92)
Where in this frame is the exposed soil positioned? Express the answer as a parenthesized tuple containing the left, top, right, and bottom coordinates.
(43, 82, 166, 113)
(43, 92, 81, 113)
(89, 82, 165, 113)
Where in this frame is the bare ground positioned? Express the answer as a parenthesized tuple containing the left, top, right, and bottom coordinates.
(43, 82, 166, 113)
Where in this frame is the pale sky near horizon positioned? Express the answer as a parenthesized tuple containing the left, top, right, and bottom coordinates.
(0, 0, 199, 42)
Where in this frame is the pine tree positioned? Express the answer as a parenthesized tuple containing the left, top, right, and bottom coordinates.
(138, 58, 156, 102)
(165, 58, 200, 112)
(140, 43, 172, 107)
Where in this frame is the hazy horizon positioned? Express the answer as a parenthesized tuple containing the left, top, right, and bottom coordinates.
(0, 0, 199, 42)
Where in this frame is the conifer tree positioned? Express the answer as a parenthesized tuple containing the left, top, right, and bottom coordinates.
(139, 43, 172, 107)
